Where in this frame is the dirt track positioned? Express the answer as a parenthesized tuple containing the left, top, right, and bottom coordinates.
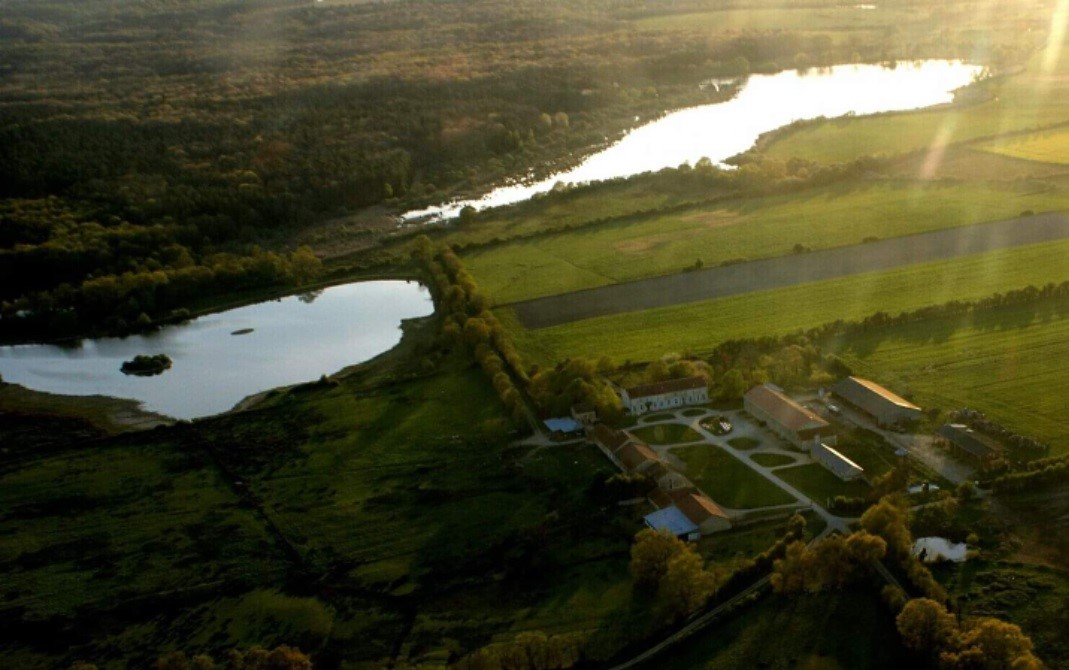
(511, 212, 1069, 329)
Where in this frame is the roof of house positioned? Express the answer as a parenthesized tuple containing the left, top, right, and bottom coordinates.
(670, 488, 729, 525)
(813, 442, 865, 480)
(544, 417, 583, 433)
(591, 423, 633, 451)
(617, 442, 662, 471)
(833, 376, 920, 416)
(626, 376, 707, 399)
(744, 384, 830, 434)
(644, 505, 699, 537)
(939, 424, 1002, 459)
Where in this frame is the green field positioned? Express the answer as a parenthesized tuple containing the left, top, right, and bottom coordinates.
(728, 437, 762, 450)
(673, 446, 796, 509)
(751, 453, 798, 468)
(762, 39, 1069, 165)
(501, 235, 1069, 365)
(774, 463, 872, 503)
(631, 423, 704, 445)
(465, 180, 1069, 304)
(982, 127, 1069, 165)
(829, 295, 1069, 455)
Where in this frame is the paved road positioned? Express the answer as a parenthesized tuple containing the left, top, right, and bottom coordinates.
(511, 212, 1069, 328)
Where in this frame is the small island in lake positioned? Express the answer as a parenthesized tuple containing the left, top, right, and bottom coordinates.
(120, 354, 173, 376)
(231, 328, 254, 336)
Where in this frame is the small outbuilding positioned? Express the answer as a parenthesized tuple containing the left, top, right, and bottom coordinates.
(938, 424, 1002, 467)
(812, 442, 865, 481)
(644, 505, 700, 541)
(543, 417, 583, 439)
(832, 376, 921, 427)
(571, 403, 598, 426)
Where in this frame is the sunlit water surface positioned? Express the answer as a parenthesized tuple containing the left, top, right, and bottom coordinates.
(0, 281, 432, 419)
(403, 60, 983, 221)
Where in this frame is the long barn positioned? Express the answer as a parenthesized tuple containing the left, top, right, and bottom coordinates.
(832, 376, 921, 427)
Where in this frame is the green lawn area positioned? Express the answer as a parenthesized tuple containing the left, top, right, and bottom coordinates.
(631, 423, 704, 445)
(762, 37, 1069, 165)
(829, 296, 1069, 455)
(502, 235, 1069, 366)
(981, 127, 1069, 165)
(774, 463, 871, 503)
(673, 445, 796, 508)
(728, 437, 761, 450)
(751, 453, 798, 468)
(682, 408, 709, 417)
(465, 179, 1069, 304)
(653, 588, 908, 670)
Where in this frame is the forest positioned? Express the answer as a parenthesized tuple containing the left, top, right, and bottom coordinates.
(0, 0, 1044, 339)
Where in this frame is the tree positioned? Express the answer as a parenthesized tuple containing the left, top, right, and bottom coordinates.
(657, 550, 719, 621)
(629, 529, 687, 592)
(941, 618, 1041, 670)
(770, 540, 814, 593)
(846, 531, 888, 569)
(860, 496, 912, 558)
(290, 245, 321, 284)
(896, 598, 958, 657)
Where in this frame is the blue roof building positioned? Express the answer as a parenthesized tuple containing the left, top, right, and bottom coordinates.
(644, 505, 700, 539)
(544, 417, 583, 434)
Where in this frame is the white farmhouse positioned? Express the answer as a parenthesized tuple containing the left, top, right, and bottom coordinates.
(618, 376, 709, 415)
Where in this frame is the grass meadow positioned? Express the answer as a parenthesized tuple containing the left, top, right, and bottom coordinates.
(501, 236, 1069, 366)
(465, 179, 1069, 304)
(773, 463, 872, 503)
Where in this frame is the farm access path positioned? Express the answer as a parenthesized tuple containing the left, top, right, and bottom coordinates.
(511, 212, 1069, 329)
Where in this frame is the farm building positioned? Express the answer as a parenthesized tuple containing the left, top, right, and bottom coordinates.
(938, 424, 1003, 467)
(618, 376, 708, 415)
(570, 403, 597, 426)
(832, 377, 921, 427)
(668, 488, 732, 534)
(643, 506, 700, 541)
(588, 423, 662, 473)
(543, 417, 583, 439)
(616, 442, 663, 474)
(744, 384, 835, 450)
(812, 442, 865, 481)
(645, 462, 692, 492)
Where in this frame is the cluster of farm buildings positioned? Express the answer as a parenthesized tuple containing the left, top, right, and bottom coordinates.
(571, 372, 1006, 540)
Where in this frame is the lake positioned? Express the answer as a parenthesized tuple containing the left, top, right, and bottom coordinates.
(0, 280, 433, 420)
(403, 60, 983, 222)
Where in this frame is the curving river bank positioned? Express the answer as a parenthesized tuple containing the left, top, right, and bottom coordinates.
(403, 60, 983, 222)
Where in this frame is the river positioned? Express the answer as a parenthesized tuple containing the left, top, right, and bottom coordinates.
(0, 280, 433, 420)
(402, 60, 983, 222)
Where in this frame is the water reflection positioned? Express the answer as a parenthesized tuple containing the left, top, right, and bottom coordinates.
(0, 281, 433, 419)
(404, 60, 983, 222)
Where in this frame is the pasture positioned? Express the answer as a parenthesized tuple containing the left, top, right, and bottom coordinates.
(501, 235, 1069, 365)
(828, 295, 1069, 455)
(465, 179, 1069, 305)
(982, 127, 1069, 165)
(672, 445, 796, 509)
